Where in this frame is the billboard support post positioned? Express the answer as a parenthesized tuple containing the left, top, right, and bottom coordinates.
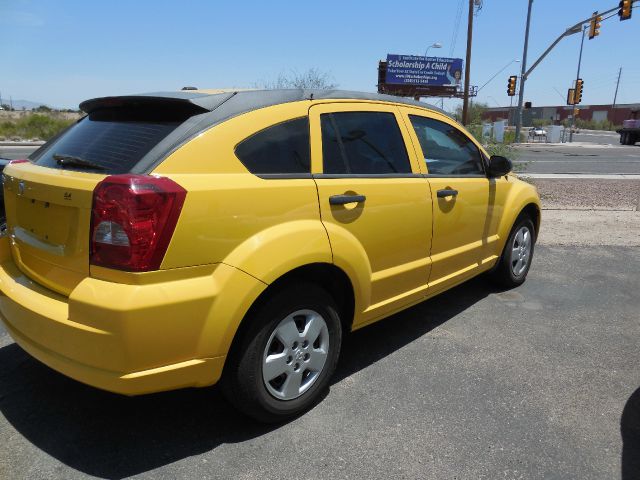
(462, 0, 474, 126)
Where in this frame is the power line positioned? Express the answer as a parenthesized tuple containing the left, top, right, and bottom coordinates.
(449, 0, 464, 57)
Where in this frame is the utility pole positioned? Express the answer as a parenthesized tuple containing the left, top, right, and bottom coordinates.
(461, 0, 474, 125)
(612, 67, 622, 108)
(515, 0, 534, 143)
(569, 26, 586, 143)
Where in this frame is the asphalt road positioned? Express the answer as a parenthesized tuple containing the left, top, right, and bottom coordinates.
(1, 245, 639, 480)
(0, 145, 38, 160)
(573, 131, 621, 146)
(514, 143, 640, 175)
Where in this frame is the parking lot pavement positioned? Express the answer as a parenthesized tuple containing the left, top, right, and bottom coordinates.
(1, 244, 639, 480)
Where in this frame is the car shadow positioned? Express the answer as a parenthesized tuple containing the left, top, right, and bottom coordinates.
(621, 386, 640, 480)
(0, 276, 497, 479)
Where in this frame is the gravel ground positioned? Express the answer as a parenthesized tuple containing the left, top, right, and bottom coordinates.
(523, 179, 640, 211)
(519, 179, 640, 247)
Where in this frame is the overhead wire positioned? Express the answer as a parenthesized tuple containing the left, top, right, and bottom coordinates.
(449, 0, 464, 57)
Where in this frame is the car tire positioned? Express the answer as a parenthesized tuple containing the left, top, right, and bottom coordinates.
(490, 215, 536, 288)
(221, 282, 342, 423)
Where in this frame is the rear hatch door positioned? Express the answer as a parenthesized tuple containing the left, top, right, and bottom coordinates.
(3, 97, 208, 295)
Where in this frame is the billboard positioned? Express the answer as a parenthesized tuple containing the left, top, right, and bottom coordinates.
(385, 54, 463, 88)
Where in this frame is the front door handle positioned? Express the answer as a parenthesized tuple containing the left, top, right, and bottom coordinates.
(329, 194, 366, 205)
(437, 189, 458, 198)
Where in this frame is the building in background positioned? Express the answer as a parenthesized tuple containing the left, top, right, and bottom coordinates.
(482, 103, 639, 127)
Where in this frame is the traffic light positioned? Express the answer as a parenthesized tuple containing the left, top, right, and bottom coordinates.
(567, 88, 575, 105)
(619, 0, 632, 20)
(589, 11, 602, 39)
(507, 75, 517, 96)
(575, 79, 584, 103)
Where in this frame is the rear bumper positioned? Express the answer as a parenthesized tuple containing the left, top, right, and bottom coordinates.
(0, 238, 266, 395)
(2, 316, 224, 395)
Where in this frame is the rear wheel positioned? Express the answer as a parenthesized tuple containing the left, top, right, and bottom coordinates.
(622, 132, 629, 145)
(490, 216, 536, 288)
(221, 282, 342, 423)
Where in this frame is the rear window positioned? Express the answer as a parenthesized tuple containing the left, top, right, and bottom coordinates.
(31, 105, 196, 174)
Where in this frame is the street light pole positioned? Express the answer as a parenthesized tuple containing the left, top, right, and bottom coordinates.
(569, 26, 587, 143)
(515, 0, 534, 143)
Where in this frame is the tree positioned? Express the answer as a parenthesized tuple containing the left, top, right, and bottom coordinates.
(453, 101, 488, 125)
(258, 68, 338, 90)
(34, 105, 52, 112)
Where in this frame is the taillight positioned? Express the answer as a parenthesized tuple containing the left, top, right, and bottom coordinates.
(8, 159, 29, 164)
(90, 174, 186, 272)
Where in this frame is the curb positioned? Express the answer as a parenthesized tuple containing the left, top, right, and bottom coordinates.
(519, 173, 640, 180)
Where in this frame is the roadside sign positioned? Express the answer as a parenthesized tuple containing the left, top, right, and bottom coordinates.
(385, 54, 463, 87)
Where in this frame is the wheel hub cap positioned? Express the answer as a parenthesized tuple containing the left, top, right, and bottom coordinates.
(510, 226, 532, 277)
(262, 309, 330, 400)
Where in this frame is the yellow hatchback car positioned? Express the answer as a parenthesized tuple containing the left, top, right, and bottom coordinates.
(0, 89, 540, 422)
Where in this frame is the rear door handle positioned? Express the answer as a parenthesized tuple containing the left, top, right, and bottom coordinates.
(329, 194, 366, 205)
(437, 189, 458, 198)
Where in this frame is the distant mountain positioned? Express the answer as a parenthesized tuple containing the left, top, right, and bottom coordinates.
(0, 99, 52, 110)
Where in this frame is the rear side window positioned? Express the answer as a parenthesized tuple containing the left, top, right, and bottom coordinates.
(32, 106, 195, 174)
(235, 118, 310, 174)
(320, 112, 411, 174)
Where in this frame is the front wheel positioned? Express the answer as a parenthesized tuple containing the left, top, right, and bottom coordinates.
(221, 282, 342, 423)
(490, 216, 536, 288)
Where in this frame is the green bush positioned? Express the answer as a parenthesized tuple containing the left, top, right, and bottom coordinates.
(0, 114, 75, 141)
(560, 118, 621, 131)
(532, 119, 552, 127)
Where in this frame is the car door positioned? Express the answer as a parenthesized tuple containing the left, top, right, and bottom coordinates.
(309, 103, 433, 326)
(401, 108, 500, 293)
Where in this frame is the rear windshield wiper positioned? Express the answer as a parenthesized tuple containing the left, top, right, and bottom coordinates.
(53, 153, 106, 171)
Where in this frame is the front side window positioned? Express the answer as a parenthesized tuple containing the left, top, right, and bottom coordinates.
(409, 115, 484, 175)
(235, 117, 310, 174)
(320, 111, 412, 174)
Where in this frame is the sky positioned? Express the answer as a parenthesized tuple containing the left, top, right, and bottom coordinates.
(0, 0, 638, 112)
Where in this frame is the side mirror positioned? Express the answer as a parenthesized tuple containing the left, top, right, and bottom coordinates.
(487, 155, 512, 177)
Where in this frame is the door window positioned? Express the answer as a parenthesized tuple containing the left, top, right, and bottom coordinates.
(321, 112, 412, 174)
(409, 115, 484, 175)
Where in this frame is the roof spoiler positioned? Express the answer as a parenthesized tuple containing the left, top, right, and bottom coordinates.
(79, 91, 236, 114)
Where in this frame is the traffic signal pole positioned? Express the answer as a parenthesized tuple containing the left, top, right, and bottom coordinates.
(569, 26, 587, 143)
(514, 0, 533, 143)
(513, 2, 627, 143)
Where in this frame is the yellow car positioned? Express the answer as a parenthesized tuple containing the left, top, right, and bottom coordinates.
(0, 89, 540, 422)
